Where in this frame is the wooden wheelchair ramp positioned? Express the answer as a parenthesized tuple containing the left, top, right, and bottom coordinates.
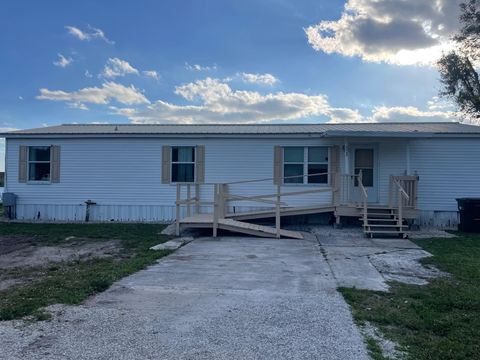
(179, 214, 303, 239)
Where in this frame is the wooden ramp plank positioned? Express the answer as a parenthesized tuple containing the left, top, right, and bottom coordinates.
(179, 214, 304, 239)
(218, 218, 304, 239)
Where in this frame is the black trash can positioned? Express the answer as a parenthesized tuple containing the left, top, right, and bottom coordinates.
(457, 198, 480, 232)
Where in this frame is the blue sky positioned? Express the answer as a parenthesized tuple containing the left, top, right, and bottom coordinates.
(0, 0, 461, 169)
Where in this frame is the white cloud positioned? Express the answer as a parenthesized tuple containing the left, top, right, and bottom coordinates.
(370, 106, 456, 123)
(143, 70, 160, 80)
(53, 53, 73, 68)
(240, 73, 279, 86)
(427, 96, 455, 111)
(327, 108, 365, 123)
(305, 0, 461, 66)
(85, 70, 93, 78)
(185, 62, 217, 72)
(115, 77, 354, 124)
(68, 102, 89, 111)
(65, 25, 114, 44)
(102, 58, 139, 78)
(37, 82, 149, 107)
(107, 77, 455, 124)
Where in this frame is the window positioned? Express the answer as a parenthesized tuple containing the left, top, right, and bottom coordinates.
(171, 146, 195, 183)
(283, 147, 304, 184)
(28, 146, 51, 181)
(354, 149, 374, 187)
(283, 147, 329, 184)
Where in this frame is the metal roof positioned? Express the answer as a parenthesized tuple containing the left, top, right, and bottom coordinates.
(2, 122, 480, 138)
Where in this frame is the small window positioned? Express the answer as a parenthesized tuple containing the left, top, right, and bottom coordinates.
(172, 146, 195, 183)
(28, 146, 51, 181)
(283, 147, 329, 185)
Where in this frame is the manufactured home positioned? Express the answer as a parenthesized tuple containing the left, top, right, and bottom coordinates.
(2, 122, 480, 238)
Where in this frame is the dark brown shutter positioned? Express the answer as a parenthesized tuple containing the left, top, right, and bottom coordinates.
(196, 145, 205, 184)
(19, 145, 28, 183)
(161, 146, 171, 184)
(51, 145, 61, 183)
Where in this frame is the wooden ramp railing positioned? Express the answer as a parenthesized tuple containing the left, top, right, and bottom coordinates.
(175, 171, 337, 237)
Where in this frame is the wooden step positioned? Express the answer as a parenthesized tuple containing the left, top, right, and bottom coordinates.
(361, 218, 399, 222)
(364, 230, 406, 235)
(357, 205, 395, 210)
(365, 213, 397, 219)
(217, 218, 304, 239)
(364, 224, 408, 228)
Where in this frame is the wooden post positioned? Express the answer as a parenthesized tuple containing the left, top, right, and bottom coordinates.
(388, 176, 393, 208)
(195, 183, 200, 215)
(333, 172, 340, 206)
(359, 170, 367, 228)
(413, 177, 418, 209)
(213, 184, 219, 237)
(175, 184, 181, 236)
(358, 170, 363, 207)
(219, 184, 227, 218)
(186, 184, 191, 217)
(223, 184, 227, 217)
(276, 184, 281, 238)
(398, 186, 403, 229)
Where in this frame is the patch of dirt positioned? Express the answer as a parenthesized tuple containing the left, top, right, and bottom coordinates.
(0, 235, 39, 255)
(369, 249, 447, 286)
(361, 322, 407, 360)
(0, 235, 122, 290)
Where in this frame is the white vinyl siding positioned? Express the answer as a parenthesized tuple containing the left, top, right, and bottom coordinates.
(5, 137, 335, 221)
(5, 136, 480, 223)
(410, 138, 480, 211)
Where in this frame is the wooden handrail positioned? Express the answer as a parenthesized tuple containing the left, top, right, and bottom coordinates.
(222, 171, 331, 185)
(358, 170, 368, 229)
(225, 187, 331, 202)
(227, 194, 287, 206)
(393, 178, 410, 201)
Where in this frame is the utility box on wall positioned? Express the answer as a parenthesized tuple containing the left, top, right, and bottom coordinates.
(2, 192, 17, 219)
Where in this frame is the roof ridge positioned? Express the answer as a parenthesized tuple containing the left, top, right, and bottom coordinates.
(58, 121, 464, 127)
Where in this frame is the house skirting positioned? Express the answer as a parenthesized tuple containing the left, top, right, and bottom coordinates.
(416, 210, 459, 229)
(13, 203, 459, 230)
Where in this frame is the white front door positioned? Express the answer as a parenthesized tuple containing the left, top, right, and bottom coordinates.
(351, 146, 378, 203)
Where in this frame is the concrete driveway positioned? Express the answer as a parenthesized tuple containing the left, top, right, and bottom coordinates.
(1, 236, 369, 360)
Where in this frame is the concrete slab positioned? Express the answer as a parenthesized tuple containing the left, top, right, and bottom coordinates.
(0, 236, 370, 360)
(310, 226, 446, 291)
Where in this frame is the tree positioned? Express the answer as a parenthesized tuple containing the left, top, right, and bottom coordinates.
(438, 0, 480, 121)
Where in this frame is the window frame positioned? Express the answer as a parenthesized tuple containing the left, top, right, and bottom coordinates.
(282, 146, 330, 186)
(27, 146, 52, 183)
(171, 146, 196, 184)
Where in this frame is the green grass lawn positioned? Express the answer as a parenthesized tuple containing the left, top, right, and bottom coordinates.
(340, 234, 480, 360)
(0, 223, 172, 321)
